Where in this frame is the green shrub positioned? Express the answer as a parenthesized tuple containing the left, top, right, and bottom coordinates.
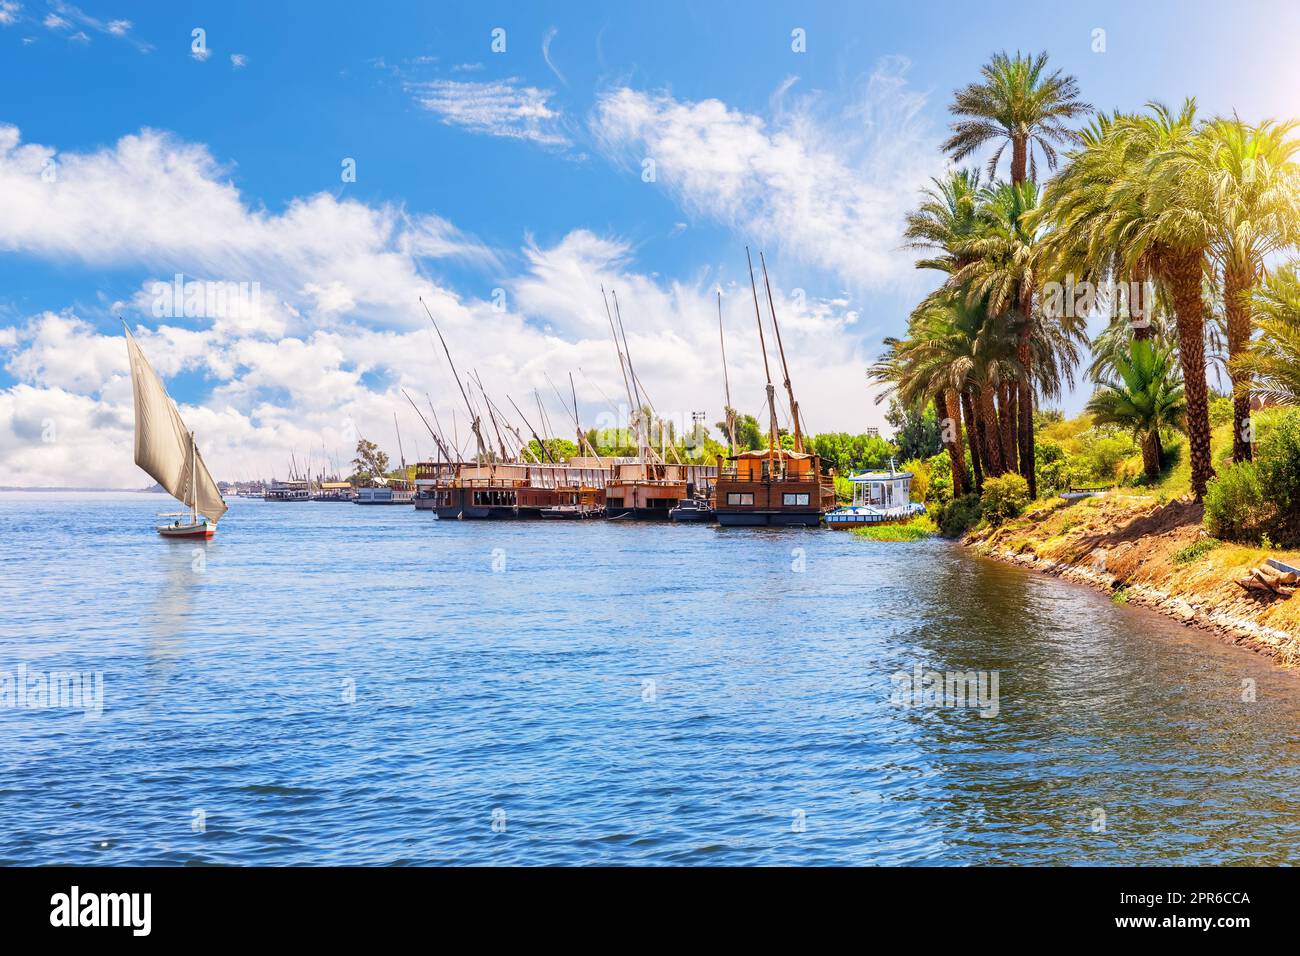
(1203, 461, 1268, 543)
(1034, 439, 1072, 495)
(925, 451, 953, 507)
(980, 473, 1030, 525)
(936, 493, 982, 538)
(1079, 432, 1137, 483)
(1208, 394, 1235, 427)
(1172, 538, 1220, 564)
(1255, 411, 1300, 546)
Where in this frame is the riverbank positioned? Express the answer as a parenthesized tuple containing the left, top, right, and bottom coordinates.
(964, 492, 1300, 665)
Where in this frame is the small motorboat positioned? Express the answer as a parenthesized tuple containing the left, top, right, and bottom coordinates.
(826, 463, 925, 528)
(669, 497, 715, 523)
(540, 504, 603, 519)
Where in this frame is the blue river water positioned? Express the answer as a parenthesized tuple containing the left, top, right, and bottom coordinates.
(3, 491, 1299, 865)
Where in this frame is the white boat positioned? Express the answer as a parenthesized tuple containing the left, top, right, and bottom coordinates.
(355, 483, 414, 505)
(825, 463, 925, 528)
(124, 324, 228, 539)
(264, 479, 310, 502)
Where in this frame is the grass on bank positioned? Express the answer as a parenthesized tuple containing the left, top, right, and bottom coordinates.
(851, 515, 937, 542)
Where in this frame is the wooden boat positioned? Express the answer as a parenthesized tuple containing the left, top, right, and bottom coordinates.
(715, 449, 835, 526)
(826, 466, 926, 527)
(713, 250, 835, 527)
(605, 461, 715, 520)
(123, 323, 228, 539)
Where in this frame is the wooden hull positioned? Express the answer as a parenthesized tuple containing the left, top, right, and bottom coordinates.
(714, 476, 834, 528)
(716, 511, 820, 527)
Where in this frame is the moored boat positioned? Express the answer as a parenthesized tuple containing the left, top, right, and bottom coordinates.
(825, 466, 926, 527)
(713, 249, 834, 528)
(714, 449, 836, 526)
(669, 496, 715, 523)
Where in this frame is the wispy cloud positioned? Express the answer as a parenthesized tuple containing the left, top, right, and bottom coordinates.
(0, 2, 21, 27)
(542, 27, 566, 86)
(45, 2, 152, 52)
(230, 53, 247, 69)
(407, 77, 570, 147)
(591, 58, 944, 291)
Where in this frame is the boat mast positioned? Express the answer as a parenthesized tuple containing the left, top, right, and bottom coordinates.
(760, 251, 803, 453)
(420, 296, 487, 465)
(601, 286, 640, 457)
(471, 370, 511, 462)
(393, 413, 407, 475)
(612, 291, 664, 465)
(746, 247, 779, 467)
(717, 290, 736, 456)
(190, 432, 198, 524)
(508, 395, 555, 463)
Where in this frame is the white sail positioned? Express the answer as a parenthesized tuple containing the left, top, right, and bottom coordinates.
(124, 326, 228, 524)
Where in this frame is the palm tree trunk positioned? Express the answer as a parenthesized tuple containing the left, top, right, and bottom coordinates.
(1017, 284, 1036, 498)
(941, 389, 967, 497)
(999, 382, 1018, 474)
(979, 386, 1006, 476)
(1224, 263, 1254, 463)
(1011, 133, 1028, 186)
(1162, 250, 1215, 499)
(961, 389, 984, 492)
(1141, 429, 1162, 479)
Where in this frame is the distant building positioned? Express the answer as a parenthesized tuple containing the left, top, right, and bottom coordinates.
(864, 427, 880, 438)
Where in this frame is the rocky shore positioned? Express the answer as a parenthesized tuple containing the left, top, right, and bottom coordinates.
(964, 493, 1300, 666)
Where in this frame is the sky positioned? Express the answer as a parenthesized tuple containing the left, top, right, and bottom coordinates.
(4, 0, 1300, 486)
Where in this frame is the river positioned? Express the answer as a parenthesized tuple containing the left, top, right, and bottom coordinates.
(2, 492, 1298, 865)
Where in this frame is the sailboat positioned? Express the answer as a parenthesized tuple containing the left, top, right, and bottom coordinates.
(123, 323, 228, 538)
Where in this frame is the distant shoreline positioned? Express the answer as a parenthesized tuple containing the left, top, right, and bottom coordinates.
(0, 487, 163, 493)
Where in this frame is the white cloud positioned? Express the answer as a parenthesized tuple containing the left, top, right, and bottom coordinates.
(591, 58, 945, 292)
(106, 18, 129, 35)
(230, 53, 247, 69)
(407, 77, 570, 147)
(0, 2, 20, 27)
(43, 12, 67, 29)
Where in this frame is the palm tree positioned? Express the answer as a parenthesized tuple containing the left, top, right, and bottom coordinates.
(903, 168, 986, 272)
(1086, 339, 1187, 479)
(952, 179, 1057, 494)
(944, 51, 1091, 186)
(897, 168, 989, 496)
(1041, 100, 1216, 498)
(1164, 117, 1300, 461)
(875, 290, 1021, 481)
(1234, 265, 1300, 406)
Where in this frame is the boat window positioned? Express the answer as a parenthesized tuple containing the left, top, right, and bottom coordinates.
(782, 493, 810, 506)
(726, 492, 754, 506)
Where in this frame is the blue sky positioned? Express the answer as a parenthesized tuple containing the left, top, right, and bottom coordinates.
(4, 1, 1300, 484)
